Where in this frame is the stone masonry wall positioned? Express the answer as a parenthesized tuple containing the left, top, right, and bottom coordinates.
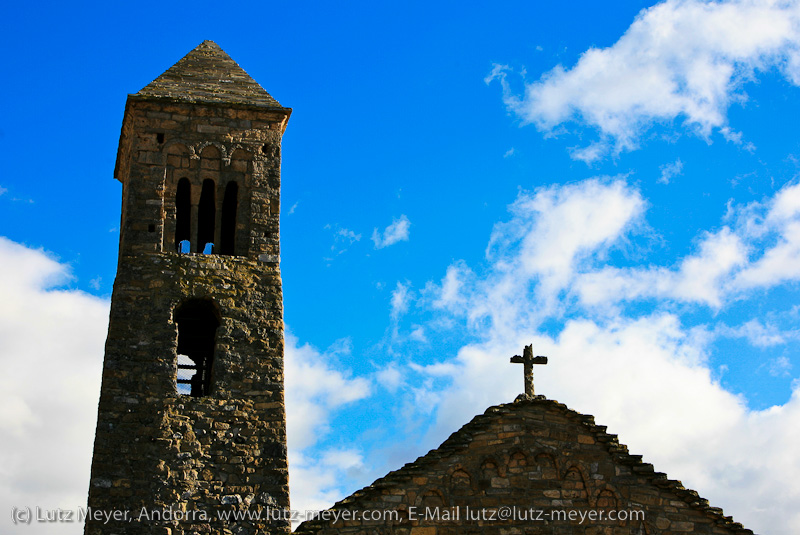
(295, 397, 754, 535)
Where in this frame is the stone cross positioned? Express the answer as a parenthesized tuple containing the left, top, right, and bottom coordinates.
(510, 344, 548, 396)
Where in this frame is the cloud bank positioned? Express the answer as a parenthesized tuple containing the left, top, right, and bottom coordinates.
(0, 238, 108, 535)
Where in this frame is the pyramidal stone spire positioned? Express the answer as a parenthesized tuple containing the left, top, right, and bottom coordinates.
(135, 40, 284, 109)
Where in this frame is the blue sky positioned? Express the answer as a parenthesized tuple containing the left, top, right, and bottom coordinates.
(2, 1, 800, 533)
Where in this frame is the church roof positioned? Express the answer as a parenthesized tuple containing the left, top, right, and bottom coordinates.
(132, 40, 286, 110)
(296, 395, 755, 534)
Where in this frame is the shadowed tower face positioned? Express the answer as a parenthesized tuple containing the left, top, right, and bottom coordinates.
(85, 41, 292, 535)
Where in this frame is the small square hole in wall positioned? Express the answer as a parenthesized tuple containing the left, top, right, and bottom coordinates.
(156, 133, 165, 144)
(261, 144, 268, 154)
(148, 224, 156, 233)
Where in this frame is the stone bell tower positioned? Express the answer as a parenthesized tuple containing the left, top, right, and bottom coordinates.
(85, 41, 291, 534)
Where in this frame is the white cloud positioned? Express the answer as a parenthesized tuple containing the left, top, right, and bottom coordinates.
(433, 178, 645, 336)
(408, 325, 427, 343)
(488, 0, 800, 160)
(336, 228, 361, 243)
(390, 281, 411, 320)
(0, 237, 109, 535)
(0, 185, 7, 196)
(575, 226, 748, 308)
(429, 261, 472, 313)
(734, 182, 800, 289)
(503, 147, 515, 158)
(376, 363, 405, 392)
(659, 158, 684, 184)
(569, 142, 607, 164)
(769, 355, 793, 376)
(324, 224, 362, 259)
(371, 215, 411, 249)
(572, 181, 800, 309)
(717, 319, 789, 347)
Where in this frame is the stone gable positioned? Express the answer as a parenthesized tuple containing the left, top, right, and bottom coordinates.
(296, 396, 754, 535)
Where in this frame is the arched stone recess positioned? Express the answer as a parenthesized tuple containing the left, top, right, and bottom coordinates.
(195, 141, 228, 164)
(162, 140, 194, 163)
(590, 484, 629, 527)
(531, 451, 559, 480)
(478, 457, 508, 493)
(416, 488, 446, 509)
(562, 464, 590, 507)
(592, 485, 620, 509)
(447, 466, 473, 498)
(507, 450, 528, 474)
(199, 144, 222, 172)
(228, 144, 250, 169)
(480, 457, 501, 478)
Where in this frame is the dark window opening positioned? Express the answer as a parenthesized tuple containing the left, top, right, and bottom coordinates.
(261, 144, 269, 154)
(156, 132, 165, 144)
(197, 179, 216, 255)
(175, 178, 191, 252)
(148, 224, 156, 233)
(220, 181, 238, 256)
(174, 300, 220, 397)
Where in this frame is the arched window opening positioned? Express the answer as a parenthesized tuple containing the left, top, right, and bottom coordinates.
(175, 178, 191, 252)
(197, 179, 216, 254)
(174, 300, 220, 397)
(178, 240, 191, 254)
(220, 181, 238, 256)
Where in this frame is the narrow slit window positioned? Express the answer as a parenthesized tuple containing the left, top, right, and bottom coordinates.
(220, 181, 238, 256)
(174, 300, 220, 397)
(197, 179, 216, 254)
(175, 178, 191, 252)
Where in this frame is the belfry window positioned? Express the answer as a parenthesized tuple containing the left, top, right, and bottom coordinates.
(175, 178, 191, 252)
(220, 181, 238, 256)
(172, 176, 241, 256)
(174, 300, 220, 397)
(197, 179, 216, 254)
